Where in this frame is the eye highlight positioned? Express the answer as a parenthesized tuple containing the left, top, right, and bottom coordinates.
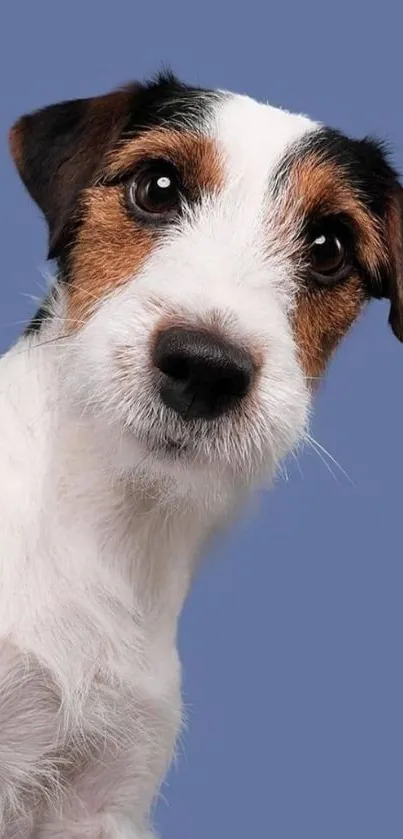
(127, 160, 183, 220)
(307, 217, 354, 284)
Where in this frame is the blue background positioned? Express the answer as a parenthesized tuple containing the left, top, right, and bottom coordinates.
(1, 2, 402, 837)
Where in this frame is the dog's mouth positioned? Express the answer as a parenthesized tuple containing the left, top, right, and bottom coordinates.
(145, 432, 192, 460)
(162, 437, 189, 456)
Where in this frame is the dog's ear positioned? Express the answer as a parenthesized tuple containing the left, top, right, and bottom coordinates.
(358, 139, 403, 342)
(9, 89, 131, 259)
(383, 186, 403, 342)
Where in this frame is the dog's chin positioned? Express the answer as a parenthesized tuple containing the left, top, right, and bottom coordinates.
(112, 425, 199, 474)
(104, 418, 279, 511)
(136, 426, 275, 487)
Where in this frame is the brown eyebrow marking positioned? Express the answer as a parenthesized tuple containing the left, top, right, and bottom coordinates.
(101, 128, 223, 195)
(277, 149, 386, 275)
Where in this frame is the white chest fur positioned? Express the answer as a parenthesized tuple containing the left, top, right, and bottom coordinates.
(0, 336, 211, 836)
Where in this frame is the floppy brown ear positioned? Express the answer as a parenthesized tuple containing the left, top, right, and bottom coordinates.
(9, 89, 131, 259)
(384, 186, 403, 342)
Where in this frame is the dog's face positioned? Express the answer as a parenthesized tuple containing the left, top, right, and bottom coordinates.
(9, 73, 403, 502)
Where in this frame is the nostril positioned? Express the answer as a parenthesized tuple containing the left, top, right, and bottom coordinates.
(220, 368, 250, 399)
(158, 352, 189, 382)
(154, 330, 191, 381)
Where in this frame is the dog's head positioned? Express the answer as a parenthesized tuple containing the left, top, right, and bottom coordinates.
(9, 72, 403, 503)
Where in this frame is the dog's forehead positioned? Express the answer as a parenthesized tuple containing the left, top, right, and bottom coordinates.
(210, 92, 319, 177)
(118, 80, 321, 187)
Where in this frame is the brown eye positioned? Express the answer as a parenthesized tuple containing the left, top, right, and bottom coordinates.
(309, 224, 352, 283)
(129, 162, 182, 217)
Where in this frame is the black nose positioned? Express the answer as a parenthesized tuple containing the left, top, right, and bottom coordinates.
(153, 327, 254, 421)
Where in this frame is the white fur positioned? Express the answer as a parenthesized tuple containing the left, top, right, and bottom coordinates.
(0, 93, 318, 836)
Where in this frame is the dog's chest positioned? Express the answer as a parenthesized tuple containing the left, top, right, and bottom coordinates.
(43, 638, 182, 834)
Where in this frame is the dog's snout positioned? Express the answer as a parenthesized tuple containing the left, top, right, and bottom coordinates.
(153, 327, 254, 420)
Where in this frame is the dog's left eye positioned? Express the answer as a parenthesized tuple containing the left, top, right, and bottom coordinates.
(308, 220, 353, 283)
(128, 162, 182, 218)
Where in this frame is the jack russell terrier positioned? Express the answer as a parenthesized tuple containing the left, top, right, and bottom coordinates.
(1, 71, 402, 837)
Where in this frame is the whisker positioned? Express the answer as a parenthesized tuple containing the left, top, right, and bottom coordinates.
(41, 315, 87, 328)
(307, 433, 355, 487)
(20, 292, 43, 304)
(67, 283, 103, 304)
(1, 315, 87, 331)
(12, 333, 73, 358)
(289, 450, 304, 479)
(305, 433, 355, 487)
(305, 436, 339, 483)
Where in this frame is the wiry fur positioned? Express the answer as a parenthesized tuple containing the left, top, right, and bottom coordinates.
(1, 75, 401, 837)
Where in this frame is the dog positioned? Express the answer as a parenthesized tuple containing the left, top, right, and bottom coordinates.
(1, 70, 402, 837)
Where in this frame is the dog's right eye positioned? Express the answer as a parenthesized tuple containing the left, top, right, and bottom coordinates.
(128, 161, 182, 220)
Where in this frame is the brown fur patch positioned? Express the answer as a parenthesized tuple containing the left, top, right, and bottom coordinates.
(283, 153, 385, 274)
(276, 151, 388, 377)
(67, 186, 154, 323)
(293, 275, 367, 379)
(102, 129, 223, 195)
(67, 130, 222, 324)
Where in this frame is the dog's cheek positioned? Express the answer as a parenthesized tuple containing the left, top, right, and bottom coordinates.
(292, 275, 367, 380)
(65, 187, 156, 327)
